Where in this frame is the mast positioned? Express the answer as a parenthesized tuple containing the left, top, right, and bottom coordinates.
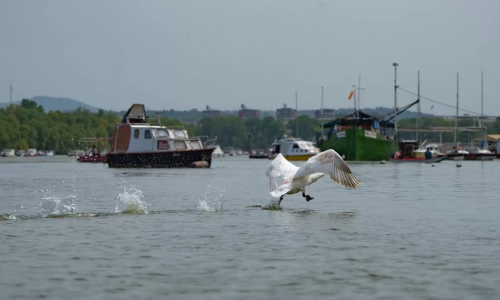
(352, 85, 357, 117)
(393, 63, 399, 140)
(454, 73, 459, 145)
(321, 85, 324, 137)
(358, 75, 361, 112)
(295, 91, 299, 138)
(481, 69, 483, 128)
(481, 70, 486, 148)
(416, 71, 420, 141)
(357, 74, 365, 115)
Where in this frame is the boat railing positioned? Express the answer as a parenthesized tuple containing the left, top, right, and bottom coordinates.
(195, 135, 218, 148)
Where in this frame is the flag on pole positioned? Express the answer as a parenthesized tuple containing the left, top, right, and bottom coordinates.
(348, 86, 355, 100)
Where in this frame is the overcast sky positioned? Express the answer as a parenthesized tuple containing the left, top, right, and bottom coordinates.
(1, 0, 499, 116)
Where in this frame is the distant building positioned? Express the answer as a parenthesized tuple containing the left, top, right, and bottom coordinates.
(202, 105, 223, 118)
(276, 104, 297, 122)
(238, 104, 260, 119)
(315, 109, 335, 120)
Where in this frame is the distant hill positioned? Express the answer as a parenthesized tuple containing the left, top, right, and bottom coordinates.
(0, 96, 101, 113)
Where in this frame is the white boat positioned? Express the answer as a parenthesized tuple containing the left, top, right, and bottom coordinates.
(16, 150, 25, 157)
(107, 104, 216, 168)
(1, 149, 15, 157)
(268, 136, 320, 161)
(211, 146, 225, 157)
(411, 141, 445, 158)
(24, 148, 37, 157)
(46, 150, 55, 156)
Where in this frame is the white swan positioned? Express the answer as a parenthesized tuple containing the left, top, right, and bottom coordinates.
(266, 149, 361, 205)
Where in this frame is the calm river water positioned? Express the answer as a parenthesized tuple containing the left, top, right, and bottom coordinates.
(1, 156, 499, 299)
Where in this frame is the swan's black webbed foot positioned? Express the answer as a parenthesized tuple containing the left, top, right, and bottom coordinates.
(278, 195, 284, 205)
(302, 192, 314, 202)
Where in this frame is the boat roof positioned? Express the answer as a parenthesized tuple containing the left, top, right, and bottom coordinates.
(122, 104, 147, 124)
(323, 111, 394, 128)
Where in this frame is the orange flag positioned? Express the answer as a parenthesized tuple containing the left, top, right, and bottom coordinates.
(348, 90, 354, 100)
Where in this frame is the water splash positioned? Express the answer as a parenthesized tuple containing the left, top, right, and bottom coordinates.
(39, 189, 77, 217)
(116, 185, 149, 215)
(261, 198, 282, 210)
(198, 177, 225, 212)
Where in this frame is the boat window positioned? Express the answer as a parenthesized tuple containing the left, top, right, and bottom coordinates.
(305, 142, 314, 148)
(293, 143, 299, 149)
(157, 140, 169, 150)
(134, 129, 139, 139)
(189, 141, 202, 150)
(145, 130, 152, 139)
(173, 129, 186, 138)
(174, 141, 187, 150)
(156, 129, 170, 138)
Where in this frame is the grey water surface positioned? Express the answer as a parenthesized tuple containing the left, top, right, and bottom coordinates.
(1, 156, 499, 300)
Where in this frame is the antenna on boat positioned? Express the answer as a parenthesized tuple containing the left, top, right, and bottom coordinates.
(10, 77, 12, 104)
(156, 111, 162, 125)
(295, 91, 299, 138)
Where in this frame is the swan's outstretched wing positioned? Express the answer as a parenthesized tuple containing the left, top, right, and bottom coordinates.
(265, 153, 299, 180)
(269, 177, 279, 192)
(294, 149, 361, 189)
(270, 180, 293, 198)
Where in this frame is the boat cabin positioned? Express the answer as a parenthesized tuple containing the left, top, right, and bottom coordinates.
(110, 104, 204, 154)
(323, 111, 395, 141)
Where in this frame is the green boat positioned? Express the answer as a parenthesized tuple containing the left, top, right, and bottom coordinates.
(318, 111, 398, 161)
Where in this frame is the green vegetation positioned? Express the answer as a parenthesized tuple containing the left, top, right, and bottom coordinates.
(0, 99, 120, 154)
(2, 99, 499, 154)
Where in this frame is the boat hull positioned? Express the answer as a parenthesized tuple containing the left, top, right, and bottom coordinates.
(464, 153, 496, 161)
(320, 128, 398, 161)
(107, 149, 214, 168)
(390, 156, 447, 163)
(78, 155, 108, 163)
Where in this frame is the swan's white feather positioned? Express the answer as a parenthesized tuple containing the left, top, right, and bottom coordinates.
(270, 180, 293, 198)
(265, 153, 299, 180)
(294, 149, 361, 189)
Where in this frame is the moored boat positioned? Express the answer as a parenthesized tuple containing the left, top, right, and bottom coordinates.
(464, 148, 496, 161)
(249, 149, 267, 159)
(107, 104, 216, 168)
(24, 149, 37, 157)
(391, 140, 447, 163)
(319, 112, 398, 161)
(1, 149, 15, 157)
(268, 136, 319, 161)
(390, 156, 447, 163)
